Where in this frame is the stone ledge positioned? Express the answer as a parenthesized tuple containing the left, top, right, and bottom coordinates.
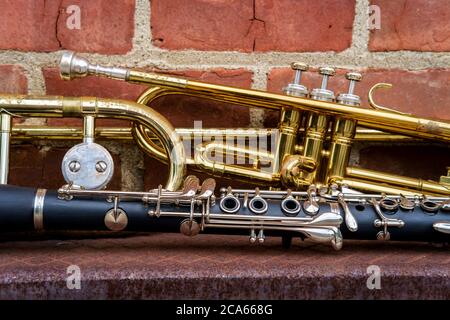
(0, 233, 448, 299)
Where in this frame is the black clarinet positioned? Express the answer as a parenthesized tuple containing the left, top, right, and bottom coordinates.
(1, 176, 449, 250)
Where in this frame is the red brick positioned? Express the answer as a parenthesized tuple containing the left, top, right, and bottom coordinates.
(0, 0, 134, 53)
(369, 0, 450, 52)
(149, 68, 253, 127)
(8, 144, 121, 190)
(44, 67, 253, 128)
(0, 0, 59, 51)
(151, 0, 355, 52)
(56, 0, 135, 54)
(0, 65, 28, 124)
(254, 0, 355, 52)
(0, 65, 28, 94)
(267, 67, 450, 122)
(162, 69, 253, 88)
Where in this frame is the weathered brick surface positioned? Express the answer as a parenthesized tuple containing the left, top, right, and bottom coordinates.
(266, 67, 450, 125)
(0, 65, 28, 94)
(149, 68, 253, 127)
(8, 144, 122, 190)
(0, 0, 134, 53)
(0, 65, 28, 124)
(151, 0, 355, 52)
(369, 0, 450, 52)
(44, 67, 253, 128)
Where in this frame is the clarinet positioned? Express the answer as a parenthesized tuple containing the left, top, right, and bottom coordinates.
(1, 176, 449, 250)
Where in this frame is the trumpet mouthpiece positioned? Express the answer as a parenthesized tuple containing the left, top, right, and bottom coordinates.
(59, 51, 90, 80)
(59, 51, 128, 81)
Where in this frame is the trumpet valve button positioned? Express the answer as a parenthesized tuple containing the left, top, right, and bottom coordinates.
(291, 62, 309, 71)
(346, 71, 362, 82)
(283, 62, 309, 97)
(337, 71, 362, 106)
(319, 67, 336, 77)
(311, 66, 336, 102)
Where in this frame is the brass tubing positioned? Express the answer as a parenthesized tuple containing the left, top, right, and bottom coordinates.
(59, 53, 450, 142)
(83, 115, 95, 143)
(9, 126, 417, 142)
(333, 178, 432, 196)
(353, 129, 416, 142)
(132, 121, 190, 164)
(0, 113, 11, 184)
(126, 74, 450, 142)
(11, 126, 135, 140)
(0, 94, 186, 191)
(296, 113, 328, 186)
(272, 108, 302, 180)
(346, 167, 450, 196)
(326, 118, 357, 182)
(194, 142, 276, 181)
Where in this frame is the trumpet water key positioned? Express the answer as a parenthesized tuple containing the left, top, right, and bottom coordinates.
(54, 51, 450, 196)
(0, 176, 448, 250)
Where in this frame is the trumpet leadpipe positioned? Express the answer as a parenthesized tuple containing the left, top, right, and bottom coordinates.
(60, 51, 450, 142)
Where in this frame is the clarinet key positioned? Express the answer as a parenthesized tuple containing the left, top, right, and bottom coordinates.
(104, 208, 128, 231)
(249, 229, 257, 243)
(180, 219, 200, 237)
(257, 230, 265, 243)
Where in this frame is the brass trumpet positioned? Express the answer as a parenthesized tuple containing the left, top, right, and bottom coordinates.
(7, 51, 450, 196)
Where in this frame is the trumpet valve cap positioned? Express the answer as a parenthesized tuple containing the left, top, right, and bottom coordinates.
(291, 62, 308, 71)
(346, 72, 362, 82)
(319, 67, 336, 76)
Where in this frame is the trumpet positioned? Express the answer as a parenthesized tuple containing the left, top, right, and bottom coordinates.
(47, 51, 449, 196)
(0, 52, 448, 250)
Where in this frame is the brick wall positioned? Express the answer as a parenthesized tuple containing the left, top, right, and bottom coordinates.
(0, 0, 449, 190)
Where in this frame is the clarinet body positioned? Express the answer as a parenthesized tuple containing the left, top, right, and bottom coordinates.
(1, 176, 449, 250)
